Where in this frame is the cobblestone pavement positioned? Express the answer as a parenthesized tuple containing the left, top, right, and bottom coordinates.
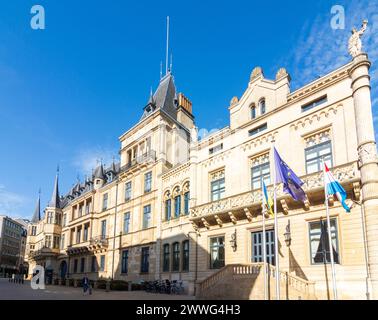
(0, 278, 195, 300)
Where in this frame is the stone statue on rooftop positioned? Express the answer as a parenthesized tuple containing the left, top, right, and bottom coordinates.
(348, 20, 368, 58)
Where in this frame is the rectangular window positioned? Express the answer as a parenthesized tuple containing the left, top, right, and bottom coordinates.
(163, 244, 170, 272)
(121, 250, 129, 274)
(165, 199, 171, 221)
(143, 205, 151, 229)
(209, 143, 223, 155)
(83, 224, 89, 241)
(45, 235, 52, 248)
(144, 172, 152, 193)
(60, 234, 65, 249)
(184, 192, 190, 215)
(63, 214, 67, 227)
(141, 247, 149, 273)
(211, 178, 225, 201)
(174, 195, 181, 218)
(172, 242, 180, 272)
(91, 256, 96, 272)
(182, 240, 190, 271)
(80, 257, 85, 273)
(125, 182, 132, 201)
(74, 259, 78, 273)
(305, 141, 332, 174)
(85, 200, 91, 214)
(100, 255, 105, 271)
(53, 236, 60, 249)
(76, 227, 81, 244)
(251, 230, 275, 265)
(47, 212, 53, 224)
(309, 218, 339, 264)
(210, 236, 225, 269)
(102, 193, 108, 211)
(123, 212, 130, 234)
(31, 226, 37, 236)
(251, 161, 270, 190)
(248, 123, 267, 137)
(78, 204, 83, 217)
(301, 95, 328, 113)
(101, 220, 107, 239)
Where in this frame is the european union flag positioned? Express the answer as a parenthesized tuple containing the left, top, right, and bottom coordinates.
(273, 147, 306, 202)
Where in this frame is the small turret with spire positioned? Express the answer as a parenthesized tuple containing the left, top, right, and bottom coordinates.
(48, 167, 61, 209)
(31, 190, 41, 223)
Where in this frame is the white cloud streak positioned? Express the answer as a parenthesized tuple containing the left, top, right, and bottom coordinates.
(71, 146, 119, 176)
(0, 184, 28, 218)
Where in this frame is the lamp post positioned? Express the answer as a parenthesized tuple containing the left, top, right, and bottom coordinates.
(284, 220, 291, 247)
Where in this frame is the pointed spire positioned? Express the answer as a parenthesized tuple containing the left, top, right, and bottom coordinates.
(31, 190, 41, 223)
(148, 87, 155, 105)
(49, 168, 61, 208)
(94, 162, 106, 180)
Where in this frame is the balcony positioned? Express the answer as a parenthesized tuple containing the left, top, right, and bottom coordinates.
(88, 236, 109, 251)
(120, 150, 156, 174)
(28, 247, 59, 260)
(190, 161, 360, 229)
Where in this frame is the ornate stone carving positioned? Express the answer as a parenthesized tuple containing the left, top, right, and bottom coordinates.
(251, 153, 269, 166)
(348, 20, 368, 58)
(305, 130, 331, 147)
(230, 96, 239, 105)
(214, 215, 223, 227)
(275, 68, 289, 81)
(353, 182, 361, 201)
(250, 67, 263, 81)
(201, 217, 210, 229)
(358, 142, 378, 165)
(280, 199, 289, 215)
(210, 169, 225, 181)
(228, 212, 237, 224)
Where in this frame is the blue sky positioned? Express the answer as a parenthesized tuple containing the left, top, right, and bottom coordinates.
(0, 0, 377, 219)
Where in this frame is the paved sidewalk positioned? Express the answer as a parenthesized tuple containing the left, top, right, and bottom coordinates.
(0, 278, 195, 300)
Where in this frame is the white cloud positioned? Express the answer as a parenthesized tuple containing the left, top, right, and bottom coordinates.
(71, 146, 119, 176)
(0, 184, 28, 218)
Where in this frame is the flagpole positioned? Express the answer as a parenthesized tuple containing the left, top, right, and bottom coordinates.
(272, 140, 280, 300)
(262, 186, 268, 300)
(323, 159, 338, 300)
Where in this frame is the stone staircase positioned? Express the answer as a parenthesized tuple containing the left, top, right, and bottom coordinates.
(196, 263, 316, 300)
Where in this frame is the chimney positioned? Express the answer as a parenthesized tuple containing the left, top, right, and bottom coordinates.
(178, 93, 192, 114)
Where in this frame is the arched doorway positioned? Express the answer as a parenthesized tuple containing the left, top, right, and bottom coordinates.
(59, 261, 67, 279)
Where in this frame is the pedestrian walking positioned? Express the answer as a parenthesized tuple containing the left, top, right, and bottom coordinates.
(82, 274, 90, 296)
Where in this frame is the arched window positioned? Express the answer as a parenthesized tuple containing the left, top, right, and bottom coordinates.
(250, 104, 256, 119)
(259, 99, 266, 115)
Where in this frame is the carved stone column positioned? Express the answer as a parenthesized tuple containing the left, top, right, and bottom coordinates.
(349, 53, 378, 298)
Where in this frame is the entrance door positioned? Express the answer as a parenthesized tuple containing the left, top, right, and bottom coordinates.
(251, 230, 275, 265)
(60, 261, 67, 279)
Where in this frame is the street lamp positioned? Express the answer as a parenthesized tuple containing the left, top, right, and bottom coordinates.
(284, 220, 291, 247)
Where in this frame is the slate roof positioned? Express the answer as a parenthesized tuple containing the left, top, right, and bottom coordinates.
(141, 72, 178, 120)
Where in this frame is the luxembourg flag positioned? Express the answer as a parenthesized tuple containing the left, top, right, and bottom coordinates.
(324, 163, 351, 213)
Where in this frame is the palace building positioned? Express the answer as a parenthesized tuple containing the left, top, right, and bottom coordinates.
(25, 26, 378, 300)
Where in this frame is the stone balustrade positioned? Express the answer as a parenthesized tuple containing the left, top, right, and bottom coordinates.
(191, 161, 359, 220)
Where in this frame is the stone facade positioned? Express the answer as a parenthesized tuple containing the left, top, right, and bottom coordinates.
(26, 35, 378, 299)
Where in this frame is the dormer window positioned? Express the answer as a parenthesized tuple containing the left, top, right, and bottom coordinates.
(107, 172, 113, 183)
(259, 99, 266, 115)
(250, 104, 256, 119)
